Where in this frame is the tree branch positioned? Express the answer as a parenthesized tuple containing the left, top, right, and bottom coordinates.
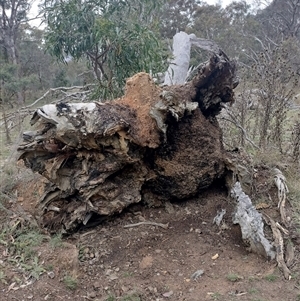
(220, 107, 259, 149)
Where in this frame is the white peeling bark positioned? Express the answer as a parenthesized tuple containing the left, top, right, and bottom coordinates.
(231, 182, 276, 260)
(163, 32, 221, 86)
(163, 32, 192, 85)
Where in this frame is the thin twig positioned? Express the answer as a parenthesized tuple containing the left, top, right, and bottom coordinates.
(276, 222, 289, 235)
(22, 85, 95, 109)
(220, 107, 259, 149)
(124, 221, 169, 229)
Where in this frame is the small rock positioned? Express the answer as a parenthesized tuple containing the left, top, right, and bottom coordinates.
(105, 269, 113, 275)
(184, 208, 191, 215)
(93, 281, 102, 289)
(109, 274, 118, 281)
(121, 286, 129, 292)
(47, 271, 55, 279)
(88, 291, 96, 299)
(162, 291, 173, 298)
(165, 202, 175, 214)
(191, 269, 204, 280)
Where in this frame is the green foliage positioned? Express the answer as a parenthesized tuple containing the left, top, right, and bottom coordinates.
(43, 0, 168, 99)
(210, 292, 222, 300)
(0, 216, 47, 280)
(18, 27, 54, 92)
(49, 232, 64, 249)
(248, 288, 259, 294)
(19, 256, 46, 280)
(121, 294, 141, 301)
(226, 273, 242, 282)
(0, 269, 7, 284)
(4, 228, 45, 260)
(159, 0, 201, 38)
(0, 0, 33, 104)
(264, 274, 278, 282)
(63, 274, 78, 290)
(179, 1, 260, 67)
(0, 62, 20, 101)
(0, 52, 38, 105)
(53, 69, 69, 87)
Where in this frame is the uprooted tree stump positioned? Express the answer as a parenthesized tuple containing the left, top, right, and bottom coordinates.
(18, 51, 238, 233)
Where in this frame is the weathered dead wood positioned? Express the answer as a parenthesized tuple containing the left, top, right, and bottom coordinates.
(18, 51, 238, 233)
(263, 213, 291, 280)
(285, 240, 295, 268)
(231, 182, 276, 260)
(273, 168, 290, 227)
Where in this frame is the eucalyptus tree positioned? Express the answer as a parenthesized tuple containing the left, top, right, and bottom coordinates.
(42, 0, 168, 99)
(0, 0, 30, 64)
(0, 0, 31, 103)
(184, 4, 229, 66)
(159, 0, 202, 39)
(188, 2, 258, 62)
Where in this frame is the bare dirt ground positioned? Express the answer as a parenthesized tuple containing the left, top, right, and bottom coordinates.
(0, 174, 299, 301)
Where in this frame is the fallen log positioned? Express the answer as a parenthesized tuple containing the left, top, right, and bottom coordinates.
(18, 49, 238, 233)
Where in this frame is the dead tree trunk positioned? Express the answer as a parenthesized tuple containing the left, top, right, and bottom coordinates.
(18, 51, 238, 233)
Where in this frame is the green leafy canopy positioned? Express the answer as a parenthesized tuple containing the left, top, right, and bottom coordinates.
(42, 0, 168, 99)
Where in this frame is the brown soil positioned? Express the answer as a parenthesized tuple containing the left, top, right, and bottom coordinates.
(0, 175, 299, 301)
